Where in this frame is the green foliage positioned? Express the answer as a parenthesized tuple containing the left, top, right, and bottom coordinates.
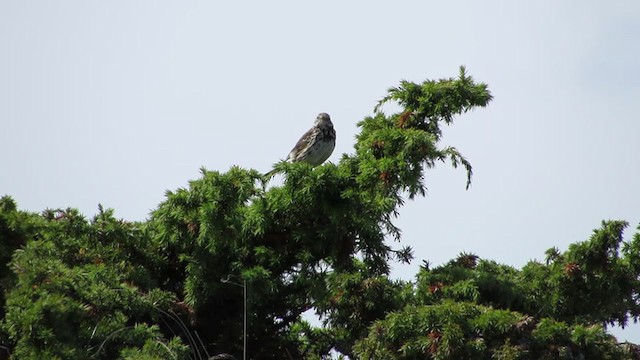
(353, 302, 521, 359)
(521, 221, 640, 326)
(0, 196, 44, 316)
(0, 196, 47, 359)
(416, 254, 526, 311)
(1, 68, 638, 359)
(354, 301, 622, 360)
(356, 229, 640, 359)
(313, 260, 413, 357)
(1, 206, 184, 359)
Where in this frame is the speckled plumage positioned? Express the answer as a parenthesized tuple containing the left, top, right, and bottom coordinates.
(285, 112, 336, 166)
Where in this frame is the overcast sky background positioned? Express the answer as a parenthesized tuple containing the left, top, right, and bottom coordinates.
(1, 1, 639, 343)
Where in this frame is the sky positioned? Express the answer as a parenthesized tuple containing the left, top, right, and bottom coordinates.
(1, 1, 639, 343)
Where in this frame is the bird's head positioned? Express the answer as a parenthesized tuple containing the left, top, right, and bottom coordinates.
(314, 112, 333, 128)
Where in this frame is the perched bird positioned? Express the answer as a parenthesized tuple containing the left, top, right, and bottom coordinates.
(286, 112, 336, 165)
(266, 112, 336, 176)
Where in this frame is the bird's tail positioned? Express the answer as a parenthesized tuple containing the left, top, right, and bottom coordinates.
(264, 160, 289, 179)
(263, 169, 278, 179)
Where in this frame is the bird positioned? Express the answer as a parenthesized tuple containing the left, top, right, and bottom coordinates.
(285, 112, 336, 165)
(265, 112, 336, 177)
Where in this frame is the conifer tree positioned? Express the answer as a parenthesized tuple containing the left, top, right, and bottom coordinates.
(1, 68, 639, 359)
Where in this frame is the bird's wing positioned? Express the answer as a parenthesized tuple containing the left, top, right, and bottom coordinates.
(286, 127, 317, 161)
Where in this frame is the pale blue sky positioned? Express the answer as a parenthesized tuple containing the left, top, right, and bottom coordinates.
(1, 1, 639, 342)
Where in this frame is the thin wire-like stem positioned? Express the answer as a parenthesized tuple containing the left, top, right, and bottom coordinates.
(221, 275, 247, 360)
(243, 279, 247, 360)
